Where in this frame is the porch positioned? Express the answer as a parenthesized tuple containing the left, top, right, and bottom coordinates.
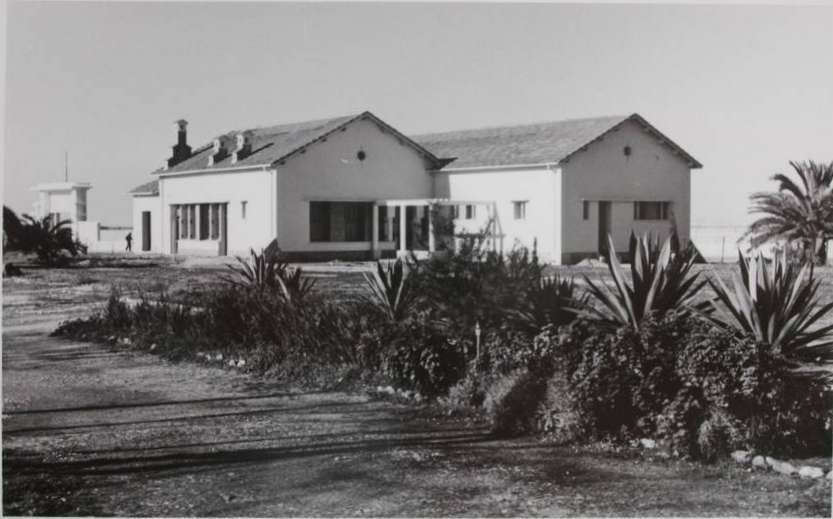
(371, 198, 499, 259)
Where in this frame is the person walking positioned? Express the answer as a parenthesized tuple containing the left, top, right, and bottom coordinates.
(125, 232, 133, 252)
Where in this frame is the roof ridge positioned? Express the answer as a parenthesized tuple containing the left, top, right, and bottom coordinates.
(414, 114, 631, 139)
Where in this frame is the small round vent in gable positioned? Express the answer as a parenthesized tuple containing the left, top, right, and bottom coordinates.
(357, 150, 366, 161)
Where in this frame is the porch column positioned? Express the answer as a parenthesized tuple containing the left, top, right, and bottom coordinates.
(195, 204, 201, 240)
(218, 203, 226, 255)
(398, 204, 407, 253)
(427, 205, 435, 253)
(371, 204, 380, 259)
(385, 208, 395, 245)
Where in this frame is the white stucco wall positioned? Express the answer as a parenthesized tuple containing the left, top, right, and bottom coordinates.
(158, 168, 276, 256)
(131, 195, 163, 253)
(560, 119, 693, 261)
(277, 117, 434, 253)
(433, 167, 560, 261)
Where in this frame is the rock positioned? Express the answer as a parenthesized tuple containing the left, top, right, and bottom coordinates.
(150, 344, 157, 351)
(752, 455, 768, 470)
(639, 438, 657, 450)
(236, 359, 246, 368)
(227, 360, 235, 367)
(215, 354, 223, 361)
(770, 460, 797, 476)
(798, 466, 825, 479)
(731, 450, 752, 464)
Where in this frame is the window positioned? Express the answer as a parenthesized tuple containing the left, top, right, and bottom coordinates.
(513, 201, 527, 220)
(465, 205, 476, 219)
(582, 200, 590, 220)
(310, 201, 372, 242)
(241, 201, 247, 219)
(451, 205, 460, 219)
(199, 204, 210, 240)
(633, 201, 671, 220)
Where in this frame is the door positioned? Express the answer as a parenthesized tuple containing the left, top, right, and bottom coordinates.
(598, 201, 612, 256)
(141, 212, 151, 251)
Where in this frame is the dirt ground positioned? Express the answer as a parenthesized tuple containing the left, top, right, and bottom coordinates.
(2, 260, 832, 516)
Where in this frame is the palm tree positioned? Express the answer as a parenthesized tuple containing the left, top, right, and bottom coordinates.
(744, 160, 833, 266)
(3, 206, 82, 266)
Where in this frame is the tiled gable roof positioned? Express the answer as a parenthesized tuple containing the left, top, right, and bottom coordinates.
(155, 112, 444, 174)
(414, 113, 702, 170)
(129, 179, 159, 195)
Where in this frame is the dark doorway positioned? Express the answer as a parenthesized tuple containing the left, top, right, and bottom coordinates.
(141, 211, 151, 251)
(598, 201, 612, 256)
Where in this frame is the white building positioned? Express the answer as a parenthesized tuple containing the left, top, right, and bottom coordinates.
(32, 182, 91, 226)
(130, 111, 701, 264)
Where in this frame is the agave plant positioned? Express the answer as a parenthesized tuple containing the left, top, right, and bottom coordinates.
(706, 252, 833, 361)
(224, 240, 284, 291)
(581, 234, 708, 331)
(362, 258, 417, 322)
(223, 239, 315, 303)
(510, 274, 587, 333)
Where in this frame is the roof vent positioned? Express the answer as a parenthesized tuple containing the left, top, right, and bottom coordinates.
(167, 119, 192, 168)
(207, 135, 232, 167)
(231, 131, 254, 164)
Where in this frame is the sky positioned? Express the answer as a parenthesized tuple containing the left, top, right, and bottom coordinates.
(3, 2, 832, 227)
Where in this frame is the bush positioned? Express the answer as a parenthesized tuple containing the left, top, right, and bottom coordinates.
(484, 368, 549, 437)
(549, 312, 832, 459)
(536, 368, 586, 444)
(382, 311, 466, 397)
(442, 370, 490, 415)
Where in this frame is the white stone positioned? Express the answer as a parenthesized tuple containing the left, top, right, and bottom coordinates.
(771, 461, 797, 476)
(752, 455, 768, 470)
(730, 450, 752, 464)
(798, 466, 825, 479)
(639, 438, 657, 450)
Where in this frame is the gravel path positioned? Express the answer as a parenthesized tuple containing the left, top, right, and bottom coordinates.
(2, 268, 831, 517)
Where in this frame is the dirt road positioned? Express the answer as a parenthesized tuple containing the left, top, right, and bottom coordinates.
(3, 267, 831, 516)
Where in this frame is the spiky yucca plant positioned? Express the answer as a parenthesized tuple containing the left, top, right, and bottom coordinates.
(510, 274, 587, 333)
(224, 239, 315, 303)
(707, 252, 833, 361)
(581, 234, 708, 331)
(363, 258, 417, 322)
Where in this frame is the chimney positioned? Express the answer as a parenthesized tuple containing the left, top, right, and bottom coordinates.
(167, 119, 192, 168)
(231, 130, 254, 164)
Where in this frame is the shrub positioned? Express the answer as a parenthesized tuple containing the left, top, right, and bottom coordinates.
(695, 410, 742, 463)
(536, 368, 585, 443)
(484, 368, 549, 437)
(581, 234, 708, 332)
(443, 370, 490, 415)
(382, 311, 466, 397)
(553, 311, 832, 459)
(706, 252, 833, 362)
